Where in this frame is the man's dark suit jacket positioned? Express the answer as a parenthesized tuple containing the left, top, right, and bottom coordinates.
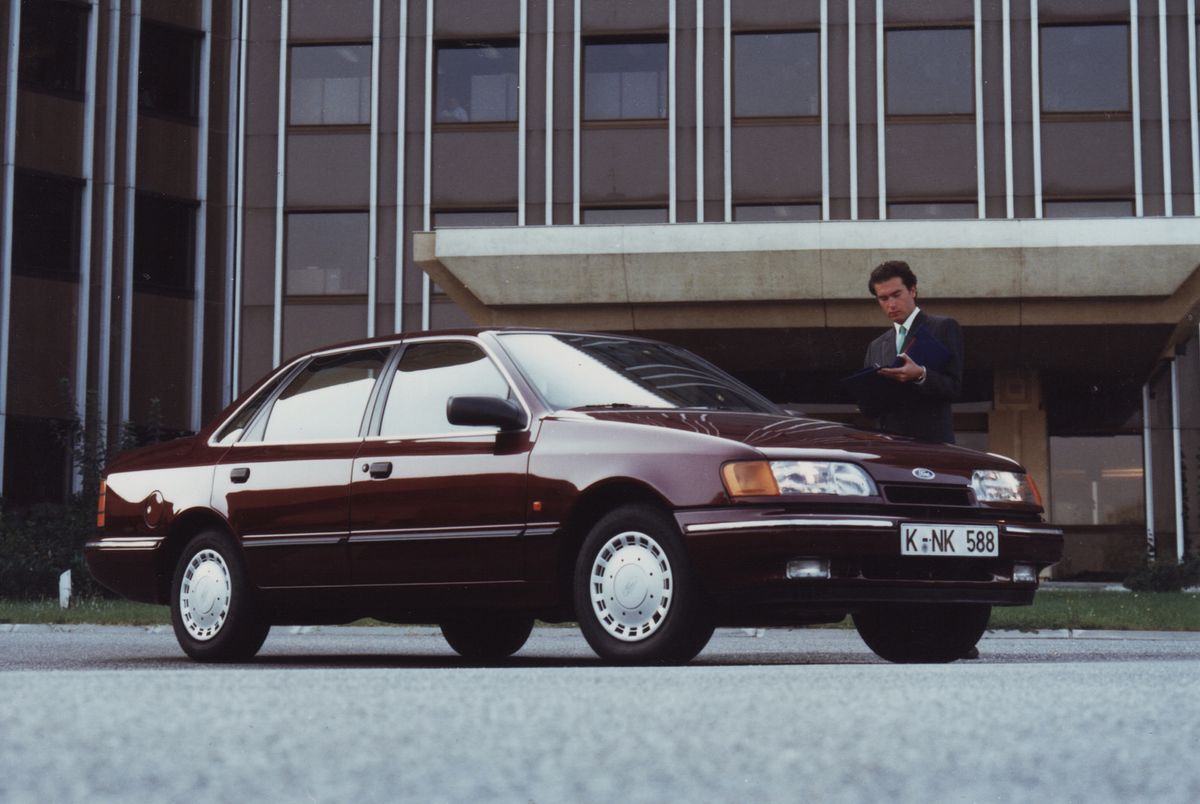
(861, 311, 964, 443)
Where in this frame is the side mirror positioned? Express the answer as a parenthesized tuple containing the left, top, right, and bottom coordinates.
(446, 396, 528, 431)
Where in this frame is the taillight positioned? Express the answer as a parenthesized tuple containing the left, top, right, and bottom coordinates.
(97, 479, 107, 528)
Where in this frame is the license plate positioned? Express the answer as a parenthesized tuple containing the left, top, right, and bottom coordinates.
(901, 524, 999, 557)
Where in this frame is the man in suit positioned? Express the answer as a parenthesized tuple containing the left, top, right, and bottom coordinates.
(861, 261, 963, 443)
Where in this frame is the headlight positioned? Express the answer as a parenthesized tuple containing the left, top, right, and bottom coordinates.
(723, 461, 877, 497)
(971, 470, 1041, 505)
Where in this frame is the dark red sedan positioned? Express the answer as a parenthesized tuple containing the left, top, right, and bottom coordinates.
(86, 329, 1062, 664)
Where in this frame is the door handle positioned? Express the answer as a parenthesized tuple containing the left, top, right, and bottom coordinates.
(230, 467, 250, 484)
(368, 461, 393, 479)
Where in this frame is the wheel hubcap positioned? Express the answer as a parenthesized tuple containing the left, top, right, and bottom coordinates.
(589, 530, 673, 642)
(180, 549, 232, 641)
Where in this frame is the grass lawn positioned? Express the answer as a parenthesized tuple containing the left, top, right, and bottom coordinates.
(1, 590, 1196, 631)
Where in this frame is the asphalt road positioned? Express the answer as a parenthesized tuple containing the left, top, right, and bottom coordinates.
(2, 625, 1199, 803)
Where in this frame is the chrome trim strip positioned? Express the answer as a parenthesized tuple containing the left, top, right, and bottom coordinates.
(686, 517, 896, 534)
(1004, 526, 1064, 536)
(86, 537, 165, 550)
(243, 537, 343, 548)
(350, 527, 524, 543)
(243, 531, 344, 543)
(524, 525, 559, 538)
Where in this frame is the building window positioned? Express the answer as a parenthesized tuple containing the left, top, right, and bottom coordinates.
(138, 21, 201, 120)
(12, 170, 81, 280)
(435, 43, 519, 123)
(582, 207, 669, 224)
(887, 202, 977, 220)
(734, 32, 819, 118)
(885, 28, 973, 116)
(1041, 25, 1129, 113)
(290, 45, 372, 126)
(432, 210, 519, 229)
(584, 39, 668, 121)
(18, 0, 88, 96)
(134, 193, 196, 296)
(1043, 199, 1135, 218)
(1050, 435, 1144, 526)
(286, 212, 369, 295)
(733, 203, 821, 222)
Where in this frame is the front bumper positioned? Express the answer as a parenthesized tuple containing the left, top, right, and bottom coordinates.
(676, 507, 1063, 616)
(84, 535, 166, 603)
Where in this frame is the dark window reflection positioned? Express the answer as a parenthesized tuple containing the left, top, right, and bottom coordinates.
(584, 40, 668, 120)
(1041, 25, 1129, 113)
(886, 28, 973, 115)
(18, 0, 88, 95)
(134, 193, 196, 295)
(734, 204, 821, 222)
(888, 202, 977, 220)
(286, 212, 369, 295)
(1050, 435, 1144, 525)
(291, 45, 372, 125)
(582, 207, 669, 224)
(1043, 199, 1134, 218)
(12, 170, 81, 279)
(435, 43, 519, 123)
(139, 21, 201, 119)
(734, 32, 819, 118)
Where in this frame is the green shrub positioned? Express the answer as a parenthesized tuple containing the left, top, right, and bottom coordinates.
(0, 502, 106, 600)
(1123, 557, 1200, 592)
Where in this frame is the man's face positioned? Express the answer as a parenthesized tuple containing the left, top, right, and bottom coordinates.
(873, 276, 918, 323)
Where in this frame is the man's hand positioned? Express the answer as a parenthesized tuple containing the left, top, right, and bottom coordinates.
(878, 353, 926, 383)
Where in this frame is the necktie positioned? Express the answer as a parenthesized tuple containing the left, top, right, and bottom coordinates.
(897, 325, 907, 352)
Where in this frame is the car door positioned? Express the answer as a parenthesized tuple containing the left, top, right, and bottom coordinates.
(214, 346, 391, 588)
(348, 338, 532, 587)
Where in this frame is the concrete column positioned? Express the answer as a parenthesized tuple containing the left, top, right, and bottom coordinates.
(988, 369, 1050, 508)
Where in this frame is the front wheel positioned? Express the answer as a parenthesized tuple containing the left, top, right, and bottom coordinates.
(853, 603, 991, 663)
(573, 505, 714, 665)
(440, 615, 535, 660)
(170, 530, 270, 661)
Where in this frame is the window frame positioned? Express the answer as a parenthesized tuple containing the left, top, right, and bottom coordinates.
(883, 25, 976, 120)
(581, 35, 671, 124)
(731, 29, 821, 122)
(287, 40, 375, 129)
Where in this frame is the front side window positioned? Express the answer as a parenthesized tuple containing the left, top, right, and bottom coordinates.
(18, 0, 88, 95)
(584, 39, 668, 120)
(139, 21, 201, 119)
(262, 349, 389, 442)
(734, 32, 819, 118)
(286, 212, 368, 295)
(12, 170, 81, 279)
(1041, 25, 1129, 113)
(886, 28, 973, 116)
(291, 45, 372, 125)
(435, 43, 519, 123)
(379, 341, 512, 437)
(134, 193, 196, 295)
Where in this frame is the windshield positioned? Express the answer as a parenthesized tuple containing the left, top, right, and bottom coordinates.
(498, 333, 779, 414)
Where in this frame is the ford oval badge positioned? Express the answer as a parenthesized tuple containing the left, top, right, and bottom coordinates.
(912, 468, 936, 480)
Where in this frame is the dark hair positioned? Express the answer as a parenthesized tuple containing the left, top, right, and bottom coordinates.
(868, 260, 917, 296)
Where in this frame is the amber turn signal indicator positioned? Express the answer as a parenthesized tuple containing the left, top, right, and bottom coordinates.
(721, 461, 779, 497)
(96, 479, 107, 528)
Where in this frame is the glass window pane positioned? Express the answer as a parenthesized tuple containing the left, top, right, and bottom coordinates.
(1043, 200, 1134, 218)
(263, 349, 388, 442)
(286, 213, 369, 295)
(1050, 435, 1144, 525)
(1041, 25, 1129, 113)
(12, 170, 80, 279)
(134, 193, 196, 295)
(291, 45, 372, 125)
(734, 32, 819, 117)
(139, 21, 200, 118)
(581, 207, 669, 224)
(436, 44, 519, 123)
(18, 0, 87, 95)
(433, 210, 519, 228)
(886, 28, 973, 115)
(733, 204, 821, 222)
(887, 202, 977, 220)
(379, 341, 512, 437)
(584, 41, 668, 120)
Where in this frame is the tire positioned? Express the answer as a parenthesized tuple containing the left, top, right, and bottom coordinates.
(853, 603, 991, 664)
(573, 504, 714, 665)
(440, 615, 535, 660)
(170, 529, 270, 661)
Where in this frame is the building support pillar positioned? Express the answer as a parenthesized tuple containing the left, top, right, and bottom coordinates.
(988, 369, 1049, 509)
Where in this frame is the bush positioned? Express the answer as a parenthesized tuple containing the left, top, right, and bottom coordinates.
(1123, 557, 1200, 592)
(0, 501, 106, 600)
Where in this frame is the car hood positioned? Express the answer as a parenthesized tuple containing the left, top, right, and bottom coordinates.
(574, 409, 1023, 483)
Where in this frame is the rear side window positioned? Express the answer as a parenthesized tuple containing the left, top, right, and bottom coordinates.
(260, 348, 389, 442)
(379, 341, 511, 437)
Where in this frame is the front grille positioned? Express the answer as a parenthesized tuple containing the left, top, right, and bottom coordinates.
(860, 558, 996, 583)
(882, 483, 973, 507)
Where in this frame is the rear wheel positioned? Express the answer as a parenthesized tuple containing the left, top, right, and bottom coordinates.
(853, 603, 990, 664)
(440, 615, 535, 660)
(170, 530, 270, 661)
(573, 505, 714, 665)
